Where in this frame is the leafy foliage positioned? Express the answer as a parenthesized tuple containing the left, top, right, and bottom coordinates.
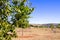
(0, 0, 34, 40)
(50, 24, 54, 30)
(11, 0, 34, 28)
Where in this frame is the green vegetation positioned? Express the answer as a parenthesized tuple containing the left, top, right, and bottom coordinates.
(0, 0, 34, 40)
(50, 24, 54, 30)
(57, 24, 60, 28)
(11, 0, 34, 28)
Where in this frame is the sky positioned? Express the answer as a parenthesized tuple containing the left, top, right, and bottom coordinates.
(29, 0, 60, 24)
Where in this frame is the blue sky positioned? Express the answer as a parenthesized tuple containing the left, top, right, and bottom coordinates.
(29, 0, 60, 24)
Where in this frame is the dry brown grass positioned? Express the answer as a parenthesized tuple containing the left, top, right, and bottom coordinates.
(12, 27, 60, 40)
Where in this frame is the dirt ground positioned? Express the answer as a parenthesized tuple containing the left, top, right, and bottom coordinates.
(12, 27, 60, 40)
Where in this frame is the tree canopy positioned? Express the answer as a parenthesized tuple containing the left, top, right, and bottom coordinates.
(0, 0, 34, 40)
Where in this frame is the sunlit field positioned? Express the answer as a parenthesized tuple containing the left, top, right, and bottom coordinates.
(12, 27, 60, 40)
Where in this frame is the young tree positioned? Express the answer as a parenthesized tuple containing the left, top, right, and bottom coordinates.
(11, 0, 34, 37)
(50, 24, 54, 30)
(0, 0, 34, 40)
(50, 24, 56, 33)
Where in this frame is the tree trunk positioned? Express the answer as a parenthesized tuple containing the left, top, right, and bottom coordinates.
(22, 28, 23, 36)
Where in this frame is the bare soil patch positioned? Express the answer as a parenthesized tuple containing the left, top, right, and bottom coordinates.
(12, 28, 60, 40)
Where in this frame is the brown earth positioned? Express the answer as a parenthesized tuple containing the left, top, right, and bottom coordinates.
(12, 27, 60, 40)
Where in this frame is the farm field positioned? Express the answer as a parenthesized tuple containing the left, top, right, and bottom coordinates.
(12, 27, 60, 40)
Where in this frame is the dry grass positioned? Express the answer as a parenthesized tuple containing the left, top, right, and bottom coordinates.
(12, 27, 60, 40)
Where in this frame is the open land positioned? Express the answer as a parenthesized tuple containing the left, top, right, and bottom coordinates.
(12, 27, 60, 40)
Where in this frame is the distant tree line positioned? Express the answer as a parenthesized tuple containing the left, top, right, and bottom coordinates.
(29, 24, 60, 28)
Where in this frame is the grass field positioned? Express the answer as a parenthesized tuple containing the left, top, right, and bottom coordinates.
(12, 27, 60, 40)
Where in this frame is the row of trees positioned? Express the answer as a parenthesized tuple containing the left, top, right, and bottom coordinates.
(0, 0, 34, 40)
(30, 24, 60, 28)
